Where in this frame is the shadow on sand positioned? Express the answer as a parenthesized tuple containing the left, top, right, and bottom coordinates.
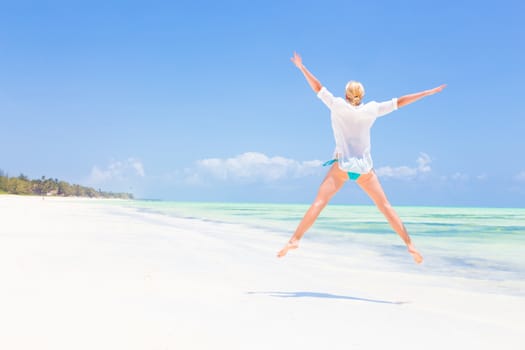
(247, 291, 408, 305)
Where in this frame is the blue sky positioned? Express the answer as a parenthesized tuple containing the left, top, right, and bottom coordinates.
(1, 0, 524, 207)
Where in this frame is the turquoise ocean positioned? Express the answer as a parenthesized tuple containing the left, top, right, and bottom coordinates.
(117, 201, 525, 296)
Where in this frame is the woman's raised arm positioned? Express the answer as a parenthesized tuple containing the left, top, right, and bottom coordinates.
(397, 84, 447, 108)
(291, 52, 322, 93)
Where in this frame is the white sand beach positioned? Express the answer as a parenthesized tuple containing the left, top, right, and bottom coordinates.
(1, 195, 523, 350)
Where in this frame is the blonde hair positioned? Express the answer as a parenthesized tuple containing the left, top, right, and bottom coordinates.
(345, 81, 365, 106)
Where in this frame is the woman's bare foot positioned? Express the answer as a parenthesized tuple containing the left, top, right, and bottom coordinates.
(277, 240, 299, 258)
(408, 244, 423, 264)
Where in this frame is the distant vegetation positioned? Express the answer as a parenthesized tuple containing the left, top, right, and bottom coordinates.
(0, 169, 133, 199)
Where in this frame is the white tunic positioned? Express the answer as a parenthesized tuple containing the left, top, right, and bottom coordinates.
(317, 86, 398, 174)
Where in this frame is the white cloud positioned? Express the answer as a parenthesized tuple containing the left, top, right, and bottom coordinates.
(186, 152, 323, 184)
(375, 153, 431, 179)
(476, 173, 488, 181)
(130, 159, 145, 177)
(184, 152, 439, 184)
(514, 171, 525, 182)
(451, 172, 469, 181)
(89, 158, 145, 183)
(441, 172, 491, 182)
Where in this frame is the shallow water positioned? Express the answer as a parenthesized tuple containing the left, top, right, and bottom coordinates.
(116, 201, 525, 295)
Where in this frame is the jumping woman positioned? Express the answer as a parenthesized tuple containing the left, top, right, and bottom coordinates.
(277, 52, 446, 264)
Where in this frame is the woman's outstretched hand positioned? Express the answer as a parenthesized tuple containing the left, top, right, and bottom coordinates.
(290, 51, 322, 93)
(291, 52, 303, 69)
(427, 84, 447, 96)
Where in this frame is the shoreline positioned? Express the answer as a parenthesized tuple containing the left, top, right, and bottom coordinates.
(3, 194, 522, 210)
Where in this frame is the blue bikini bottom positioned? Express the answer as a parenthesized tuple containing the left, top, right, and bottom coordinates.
(322, 159, 361, 181)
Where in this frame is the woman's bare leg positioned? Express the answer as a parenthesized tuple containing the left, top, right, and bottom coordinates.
(277, 163, 348, 257)
(357, 171, 423, 264)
